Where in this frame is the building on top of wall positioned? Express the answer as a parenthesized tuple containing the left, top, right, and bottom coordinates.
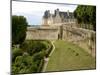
(42, 9, 76, 26)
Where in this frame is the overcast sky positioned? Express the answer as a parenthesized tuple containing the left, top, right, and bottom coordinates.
(12, 0, 78, 25)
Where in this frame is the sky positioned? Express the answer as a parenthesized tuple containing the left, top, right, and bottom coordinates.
(12, 0, 78, 25)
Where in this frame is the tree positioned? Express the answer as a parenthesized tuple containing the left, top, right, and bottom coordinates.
(74, 5, 96, 31)
(12, 15, 28, 44)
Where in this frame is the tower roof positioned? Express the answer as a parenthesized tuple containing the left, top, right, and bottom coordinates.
(43, 9, 74, 19)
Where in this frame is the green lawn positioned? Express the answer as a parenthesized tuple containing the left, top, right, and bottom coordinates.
(45, 40, 96, 72)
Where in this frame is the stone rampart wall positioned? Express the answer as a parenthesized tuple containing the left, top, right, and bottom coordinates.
(26, 25, 96, 57)
(26, 27, 59, 40)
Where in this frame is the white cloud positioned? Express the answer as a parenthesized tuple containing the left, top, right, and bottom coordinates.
(12, 1, 77, 14)
(12, 0, 77, 25)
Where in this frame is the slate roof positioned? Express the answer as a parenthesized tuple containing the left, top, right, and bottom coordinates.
(43, 10, 74, 19)
(43, 10, 50, 18)
(59, 12, 74, 19)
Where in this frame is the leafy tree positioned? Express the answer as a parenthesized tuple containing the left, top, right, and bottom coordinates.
(74, 5, 96, 31)
(12, 15, 28, 44)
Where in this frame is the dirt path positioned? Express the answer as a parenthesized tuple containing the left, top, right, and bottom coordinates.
(41, 41, 55, 72)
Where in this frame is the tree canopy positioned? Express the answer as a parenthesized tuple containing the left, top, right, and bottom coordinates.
(12, 15, 28, 44)
(74, 5, 96, 31)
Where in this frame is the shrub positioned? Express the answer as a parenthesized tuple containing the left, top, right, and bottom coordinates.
(12, 47, 22, 62)
(20, 40, 49, 55)
(12, 40, 51, 74)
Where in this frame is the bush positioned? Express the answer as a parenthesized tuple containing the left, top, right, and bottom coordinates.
(20, 40, 49, 55)
(12, 55, 39, 74)
(12, 40, 52, 74)
(12, 47, 22, 62)
(33, 50, 46, 61)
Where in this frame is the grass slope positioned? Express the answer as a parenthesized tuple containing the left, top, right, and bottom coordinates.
(46, 40, 96, 72)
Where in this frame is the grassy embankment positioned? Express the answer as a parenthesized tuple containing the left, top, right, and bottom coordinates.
(46, 40, 96, 72)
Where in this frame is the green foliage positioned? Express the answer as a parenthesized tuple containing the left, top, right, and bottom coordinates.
(12, 15, 28, 44)
(12, 47, 22, 62)
(74, 5, 96, 31)
(20, 40, 48, 55)
(12, 40, 51, 74)
(33, 50, 46, 61)
(12, 55, 39, 74)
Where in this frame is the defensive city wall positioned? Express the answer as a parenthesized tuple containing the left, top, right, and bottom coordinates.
(26, 24, 95, 43)
(26, 24, 96, 57)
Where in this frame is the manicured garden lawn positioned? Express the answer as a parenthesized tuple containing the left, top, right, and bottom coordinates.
(45, 40, 96, 72)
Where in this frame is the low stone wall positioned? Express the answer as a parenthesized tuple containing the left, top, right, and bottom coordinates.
(26, 27, 59, 40)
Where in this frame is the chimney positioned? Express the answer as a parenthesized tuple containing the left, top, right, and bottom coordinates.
(47, 10, 50, 17)
(56, 8, 59, 15)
